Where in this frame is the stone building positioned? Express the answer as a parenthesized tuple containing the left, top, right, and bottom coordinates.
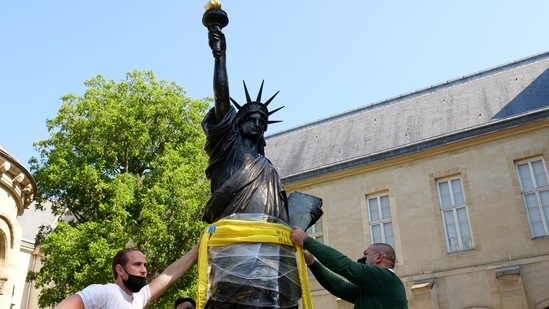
(18, 200, 57, 309)
(0, 146, 37, 309)
(266, 51, 549, 308)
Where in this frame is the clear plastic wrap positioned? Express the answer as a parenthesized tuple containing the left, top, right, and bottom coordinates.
(205, 214, 301, 308)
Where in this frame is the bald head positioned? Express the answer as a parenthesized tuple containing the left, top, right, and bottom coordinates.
(366, 243, 396, 268)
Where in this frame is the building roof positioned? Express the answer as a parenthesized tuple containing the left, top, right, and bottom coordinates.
(18, 202, 58, 243)
(265, 51, 549, 183)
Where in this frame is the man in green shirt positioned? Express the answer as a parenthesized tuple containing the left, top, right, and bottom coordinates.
(290, 227, 408, 308)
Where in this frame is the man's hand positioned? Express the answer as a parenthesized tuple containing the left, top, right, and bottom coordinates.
(303, 250, 315, 266)
(290, 226, 308, 247)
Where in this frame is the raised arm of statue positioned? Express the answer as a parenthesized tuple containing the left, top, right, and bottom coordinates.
(208, 27, 231, 123)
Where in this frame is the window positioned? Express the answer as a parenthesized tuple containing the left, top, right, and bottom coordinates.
(437, 177, 474, 252)
(367, 194, 395, 248)
(308, 216, 323, 243)
(516, 158, 549, 238)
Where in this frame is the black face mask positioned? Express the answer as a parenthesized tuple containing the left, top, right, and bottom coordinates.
(356, 257, 367, 264)
(121, 267, 148, 293)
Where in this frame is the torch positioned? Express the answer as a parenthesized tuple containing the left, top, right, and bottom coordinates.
(203, 0, 229, 57)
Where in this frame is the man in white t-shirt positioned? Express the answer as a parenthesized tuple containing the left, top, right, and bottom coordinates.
(55, 244, 199, 309)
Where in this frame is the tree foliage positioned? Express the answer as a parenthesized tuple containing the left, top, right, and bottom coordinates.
(27, 70, 211, 308)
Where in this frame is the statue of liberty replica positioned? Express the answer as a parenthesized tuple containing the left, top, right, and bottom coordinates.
(197, 1, 319, 308)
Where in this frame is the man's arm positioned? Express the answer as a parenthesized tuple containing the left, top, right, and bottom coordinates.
(291, 227, 384, 291)
(307, 255, 359, 303)
(55, 294, 85, 309)
(304, 236, 392, 294)
(148, 245, 199, 302)
(295, 234, 359, 303)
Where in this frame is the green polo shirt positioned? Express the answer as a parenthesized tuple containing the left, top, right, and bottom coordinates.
(304, 237, 408, 308)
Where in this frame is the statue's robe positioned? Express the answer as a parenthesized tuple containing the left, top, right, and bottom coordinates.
(201, 107, 300, 308)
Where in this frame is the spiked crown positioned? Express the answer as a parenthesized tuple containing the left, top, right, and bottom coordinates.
(232, 80, 284, 130)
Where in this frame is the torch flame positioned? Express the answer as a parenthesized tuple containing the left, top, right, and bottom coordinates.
(205, 0, 222, 10)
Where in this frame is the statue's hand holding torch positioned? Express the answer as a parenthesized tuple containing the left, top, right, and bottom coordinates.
(203, 0, 229, 60)
(208, 26, 226, 59)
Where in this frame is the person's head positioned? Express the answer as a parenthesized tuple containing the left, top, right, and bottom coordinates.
(233, 81, 283, 147)
(239, 111, 268, 139)
(112, 248, 148, 293)
(359, 243, 397, 269)
(174, 297, 196, 309)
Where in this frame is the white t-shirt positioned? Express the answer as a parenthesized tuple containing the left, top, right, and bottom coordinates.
(77, 283, 151, 309)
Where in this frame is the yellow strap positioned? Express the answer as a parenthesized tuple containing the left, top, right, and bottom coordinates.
(196, 219, 313, 309)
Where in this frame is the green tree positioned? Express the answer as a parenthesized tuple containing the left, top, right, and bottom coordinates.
(27, 70, 211, 308)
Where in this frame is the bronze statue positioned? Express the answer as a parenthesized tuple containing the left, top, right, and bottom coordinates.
(200, 2, 321, 308)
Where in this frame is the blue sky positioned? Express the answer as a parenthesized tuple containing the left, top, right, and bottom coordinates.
(2, 1, 549, 169)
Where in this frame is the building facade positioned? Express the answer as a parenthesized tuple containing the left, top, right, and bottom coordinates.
(0, 146, 37, 309)
(266, 51, 549, 308)
(18, 199, 57, 309)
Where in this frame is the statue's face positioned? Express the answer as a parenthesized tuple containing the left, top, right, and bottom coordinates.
(240, 112, 267, 141)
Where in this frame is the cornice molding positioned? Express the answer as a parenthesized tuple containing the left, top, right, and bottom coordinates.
(0, 147, 37, 216)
